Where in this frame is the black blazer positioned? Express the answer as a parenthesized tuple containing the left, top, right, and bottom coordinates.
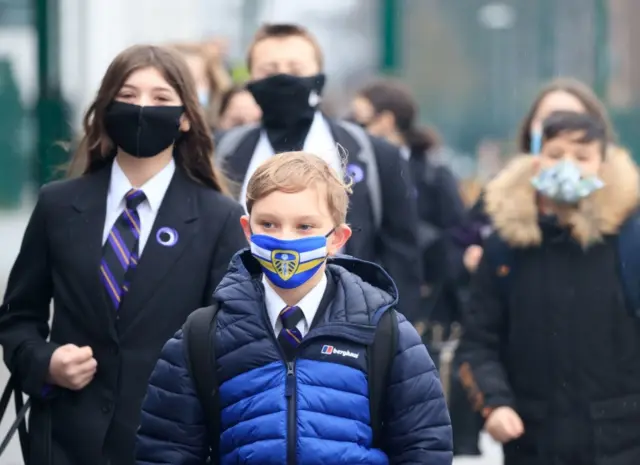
(0, 164, 246, 465)
(409, 149, 466, 323)
(218, 118, 422, 321)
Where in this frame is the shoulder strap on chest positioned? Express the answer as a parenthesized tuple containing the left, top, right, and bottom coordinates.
(367, 308, 399, 449)
(183, 303, 221, 461)
(617, 211, 640, 318)
(336, 121, 383, 230)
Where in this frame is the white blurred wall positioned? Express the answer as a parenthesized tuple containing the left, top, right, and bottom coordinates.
(0, 0, 378, 129)
(60, 0, 214, 126)
(59, 0, 378, 124)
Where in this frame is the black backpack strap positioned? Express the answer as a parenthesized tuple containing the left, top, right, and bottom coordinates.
(183, 303, 221, 461)
(367, 308, 399, 449)
(0, 376, 31, 461)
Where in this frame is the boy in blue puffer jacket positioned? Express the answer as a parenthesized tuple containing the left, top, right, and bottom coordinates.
(135, 151, 453, 465)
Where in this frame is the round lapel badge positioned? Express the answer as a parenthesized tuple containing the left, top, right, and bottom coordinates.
(156, 227, 179, 247)
(346, 163, 364, 184)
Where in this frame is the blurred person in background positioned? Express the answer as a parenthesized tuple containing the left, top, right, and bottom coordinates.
(459, 110, 640, 465)
(447, 78, 617, 458)
(459, 178, 484, 209)
(171, 39, 232, 131)
(214, 23, 422, 322)
(349, 79, 465, 339)
(216, 85, 262, 131)
(455, 77, 616, 277)
(0, 45, 245, 465)
(351, 79, 476, 457)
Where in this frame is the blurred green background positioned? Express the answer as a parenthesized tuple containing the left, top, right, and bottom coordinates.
(382, 0, 640, 160)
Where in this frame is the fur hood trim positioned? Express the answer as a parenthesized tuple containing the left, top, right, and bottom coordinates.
(485, 147, 640, 248)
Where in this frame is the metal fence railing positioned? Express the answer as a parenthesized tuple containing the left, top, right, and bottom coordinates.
(386, 0, 640, 162)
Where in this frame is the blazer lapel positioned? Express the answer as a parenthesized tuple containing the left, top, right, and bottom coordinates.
(328, 119, 367, 257)
(117, 168, 200, 334)
(70, 166, 118, 340)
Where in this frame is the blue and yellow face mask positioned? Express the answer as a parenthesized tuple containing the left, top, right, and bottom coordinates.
(250, 230, 334, 289)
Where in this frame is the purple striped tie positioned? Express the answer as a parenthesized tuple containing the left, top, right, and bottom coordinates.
(100, 189, 146, 309)
(277, 306, 304, 360)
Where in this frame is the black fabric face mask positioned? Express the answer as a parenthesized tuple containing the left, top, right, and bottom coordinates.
(247, 73, 326, 153)
(104, 102, 184, 158)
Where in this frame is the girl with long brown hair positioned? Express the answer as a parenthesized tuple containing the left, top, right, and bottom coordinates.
(0, 44, 246, 465)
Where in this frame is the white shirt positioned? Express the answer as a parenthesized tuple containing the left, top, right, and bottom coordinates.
(102, 158, 175, 254)
(262, 273, 327, 338)
(240, 111, 342, 212)
(399, 145, 411, 161)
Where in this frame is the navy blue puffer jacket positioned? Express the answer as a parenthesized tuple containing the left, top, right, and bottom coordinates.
(136, 251, 452, 465)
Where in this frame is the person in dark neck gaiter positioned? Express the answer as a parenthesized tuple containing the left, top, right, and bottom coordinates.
(214, 23, 424, 326)
(245, 26, 326, 153)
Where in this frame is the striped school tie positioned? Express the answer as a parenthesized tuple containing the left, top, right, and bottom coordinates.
(277, 306, 304, 360)
(100, 188, 146, 310)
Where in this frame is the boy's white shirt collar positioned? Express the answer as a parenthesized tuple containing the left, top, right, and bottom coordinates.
(262, 272, 328, 338)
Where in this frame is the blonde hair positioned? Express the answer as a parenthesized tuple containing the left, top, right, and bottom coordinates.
(170, 42, 232, 129)
(459, 178, 484, 208)
(246, 151, 352, 225)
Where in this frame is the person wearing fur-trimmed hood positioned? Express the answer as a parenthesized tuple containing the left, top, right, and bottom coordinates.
(458, 110, 640, 465)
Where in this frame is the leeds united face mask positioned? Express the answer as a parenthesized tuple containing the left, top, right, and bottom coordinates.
(250, 229, 334, 289)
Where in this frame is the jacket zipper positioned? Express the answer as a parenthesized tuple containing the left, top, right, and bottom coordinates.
(285, 360, 297, 465)
(255, 284, 375, 464)
(258, 290, 299, 465)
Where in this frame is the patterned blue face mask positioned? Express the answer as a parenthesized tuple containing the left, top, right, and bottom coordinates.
(531, 159, 604, 204)
(250, 231, 333, 289)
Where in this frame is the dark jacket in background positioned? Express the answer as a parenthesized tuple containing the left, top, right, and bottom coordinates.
(216, 118, 423, 322)
(459, 151, 640, 465)
(409, 149, 466, 324)
(0, 165, 246, 465)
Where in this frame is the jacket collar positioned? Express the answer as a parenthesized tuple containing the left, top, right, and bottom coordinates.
(213, 249, 398, 326)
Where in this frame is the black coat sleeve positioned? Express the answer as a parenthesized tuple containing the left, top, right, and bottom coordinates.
(458, 246, 514, 411)
(431, 164, 467, 286)
(203, 201, 247, 304)
(433, 164, 466, 231)
(371, 138, 422, 322)
(0, 187, 59, 398)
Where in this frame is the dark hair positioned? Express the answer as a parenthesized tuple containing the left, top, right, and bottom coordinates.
(518, 77, 614, 152)
(218, 85, 248, 118)
(66, 44, 229, 194)
(247, 23, 323, 70)
(542, 111, 607, 150)
(359, 79, 440, 154)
